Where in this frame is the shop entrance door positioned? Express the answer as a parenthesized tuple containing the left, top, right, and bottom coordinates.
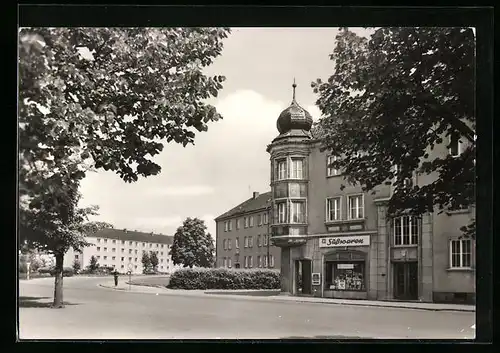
(295, 259, 312, 295)
(393, 261, 418, 300)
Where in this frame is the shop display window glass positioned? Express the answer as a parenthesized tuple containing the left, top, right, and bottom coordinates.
(326, 261, 365, 291)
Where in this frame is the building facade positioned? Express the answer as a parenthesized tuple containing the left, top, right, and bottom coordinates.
(64, 228, 180, 274)
(266, 83, 475, 304)
(215, 191, 280, 270)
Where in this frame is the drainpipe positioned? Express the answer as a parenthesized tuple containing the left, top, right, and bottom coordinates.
(267, 205, 271, 268)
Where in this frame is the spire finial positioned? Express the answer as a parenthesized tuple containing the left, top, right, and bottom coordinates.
(292, 78, 297, 101)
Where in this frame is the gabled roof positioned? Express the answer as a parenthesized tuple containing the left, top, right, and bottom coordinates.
(87, 228, 173, 245)
(215, 191, 272, 221)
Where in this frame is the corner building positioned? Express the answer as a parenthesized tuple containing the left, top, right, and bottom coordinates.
(266, 84, 475, 304)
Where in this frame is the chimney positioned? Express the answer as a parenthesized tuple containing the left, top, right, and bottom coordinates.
(253, 191, 259, 199)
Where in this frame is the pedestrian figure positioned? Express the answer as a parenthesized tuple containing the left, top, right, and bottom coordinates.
(113, 269, 119, 286)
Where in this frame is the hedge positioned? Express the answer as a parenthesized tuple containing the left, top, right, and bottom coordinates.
(167, 267, 281, 290)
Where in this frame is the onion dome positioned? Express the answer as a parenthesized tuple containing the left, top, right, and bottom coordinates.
(276, 80, 313, 134)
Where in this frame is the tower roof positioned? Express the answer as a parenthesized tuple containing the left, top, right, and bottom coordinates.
(276, 80, 313, 134)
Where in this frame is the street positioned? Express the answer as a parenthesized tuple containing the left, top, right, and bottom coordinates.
(18, 276, 475, 340)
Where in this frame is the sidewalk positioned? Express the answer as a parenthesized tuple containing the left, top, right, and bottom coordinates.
(98, 281, 475, 313)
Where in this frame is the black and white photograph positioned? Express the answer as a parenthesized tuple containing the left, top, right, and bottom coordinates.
(17, 6, 491, 342)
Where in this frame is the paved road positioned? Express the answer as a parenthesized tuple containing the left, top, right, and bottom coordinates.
(18, 277, 475, 340)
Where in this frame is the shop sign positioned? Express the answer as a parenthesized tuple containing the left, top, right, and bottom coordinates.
(337, 263, 355, 269)
(312, 273, 321, 285)
(319, 235, 370, 248)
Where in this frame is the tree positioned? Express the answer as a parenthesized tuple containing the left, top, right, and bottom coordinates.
(149, 251, 159, 273)
(141, 251, 152, 273)
(170, 218, 215, 268)
(19, 27, 230, 308)
(72, 259, 81, 273)
(88, 255, 99, 273)
(312, 27, 475, 238)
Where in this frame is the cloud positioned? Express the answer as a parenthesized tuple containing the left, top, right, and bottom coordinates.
(148, 185, 215, 197)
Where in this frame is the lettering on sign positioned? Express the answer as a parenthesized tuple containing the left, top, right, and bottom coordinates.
(337, 263, 355, 269)
(319, 235, 370, 248)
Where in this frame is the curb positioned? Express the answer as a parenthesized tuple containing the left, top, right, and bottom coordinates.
(98, 283, 474, 313)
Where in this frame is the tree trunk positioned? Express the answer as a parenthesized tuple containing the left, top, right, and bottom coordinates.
(52, 252, 64, 308)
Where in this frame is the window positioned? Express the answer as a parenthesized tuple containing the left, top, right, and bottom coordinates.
(326, 197, 341, 222)
(244, 237, 248, 248)
(257, 256, 261, 267)
(290, 158, 304, 179)
(161, 244, 164, 248)
(449, 134, 463, 157)
(264, 255, 268, 267)
(121, 257, 124, 261)
(121, 248, 124, 253)
(149, 243, 152, 248)
(75, 254, 79, 260)
(223, 239, 227, 250)
(134, 258, 137, 262)
(277, 202, 287, 223)
(134, 250, 138, 255)
(244, 256, 248, 268)
(97, 247, 101, 251)
(257, 235, 261, 247)
(224, 221, 228, 232)
(104, 247, 107, 252)
(129, 249, 132, 254)
(269, 255, 275, 268)
(249, 256, 253, 268)
(161, 259, 163, 263)
(228, 258, 232, 268)
(129, 241, 132, 246)
(291, 201, 305, 223)
(263, 234, 268, 246)
(104, 239, 108, 243)
(135, 265, 137, 269)
(112, 240, 116, 244)
(97, 256, 100, 260)
(142, 243, 145, 247)
(235, 237, 239, 249)
(228, 239, 232, 250)
(129, 257, 132, 262)
(393, 216, 419, 246)
(112, 256, 116, 260)
(277, 159, 287, 180)
(112, 248, 116, 252)
(348, 195, 364, 220)
(263, 212, 268, 225)
(258, 214, 262, 226)
(236, 219, 241, 230)
(121, 240, 125, 245)
(326, 262, 365, 291)
(160, 252, 163, 256)
(228, 220, 232, 231)
(244, 217, 249, 228)
(450, 239, 472, 268)
(249, 216, 254, 227)
(248, 236, 253, 248)
(103, 256, 107, 260)
(97, 238, 101, 243)
(327, 155, 340, 176)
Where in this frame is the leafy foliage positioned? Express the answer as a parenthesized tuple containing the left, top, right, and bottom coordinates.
(170, 218, 215, 268)
(19, 27, 230, 185)
(141, 251, 152, 273)
(167, 268, 280, 290)
(88, 255, 99, 273)
(312, 27, 475, 237)
(72, 259, 81, 273)
(149, 251, 159, 272)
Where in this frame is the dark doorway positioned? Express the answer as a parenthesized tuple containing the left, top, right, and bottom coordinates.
(295, 259, 312, 295)
(393, 261, 418, 300)
(235, 263, 240, 269)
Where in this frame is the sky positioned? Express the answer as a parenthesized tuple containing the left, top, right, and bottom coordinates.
(79, 27, 373, 240)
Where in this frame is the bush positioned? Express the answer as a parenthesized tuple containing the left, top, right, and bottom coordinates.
(167, 268, 281, 290)
(48, 267, 75, 277)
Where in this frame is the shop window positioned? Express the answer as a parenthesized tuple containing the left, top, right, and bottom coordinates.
(326, 261, 365, 291)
